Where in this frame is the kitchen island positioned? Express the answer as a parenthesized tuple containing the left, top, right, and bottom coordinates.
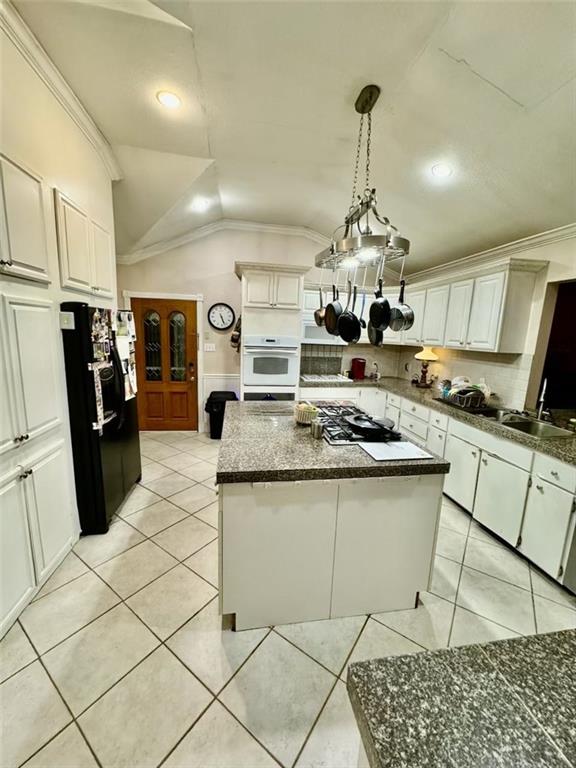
(347, 629, 576, 768)
(216, 401, 449, 630)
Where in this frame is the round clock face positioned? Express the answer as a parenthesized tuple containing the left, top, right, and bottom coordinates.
(208, 302, 235, 331)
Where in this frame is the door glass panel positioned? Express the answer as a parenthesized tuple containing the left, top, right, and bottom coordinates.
(143, 310, 162, 380)
(169, 311, 186, 382)
(253, 356, 289, 376)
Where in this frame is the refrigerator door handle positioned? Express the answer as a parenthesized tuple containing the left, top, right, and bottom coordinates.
(110, 345, 126, 430)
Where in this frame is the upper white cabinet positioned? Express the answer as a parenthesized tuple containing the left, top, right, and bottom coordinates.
(421, 285, 449, 346)
(244, 270, 273, 307)
(275, 273, 302, 309)
(444, 280, 474, 348)
(1, 295, 62, 448)
(0, 155, 50, 284)
(54, 189, 115, 297)
(401, 289, 426, 345)
(237, 262, 307, 311)
(54, 190, 92, 293)
(466, 272, 506, 350)
(90, 221, 114, 297)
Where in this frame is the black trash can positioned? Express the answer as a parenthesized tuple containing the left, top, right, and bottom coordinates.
(205, 391, 238, 439)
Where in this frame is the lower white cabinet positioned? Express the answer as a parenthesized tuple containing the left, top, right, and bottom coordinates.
(443, 434, 480, 511)
(358, 388, 387, 418)
(520, 480, 575, 579)
(426, 426, 447, 457)
(0, 467, 36, 637)
(385, 403, 400, 429)
(473, 453, 530, 546)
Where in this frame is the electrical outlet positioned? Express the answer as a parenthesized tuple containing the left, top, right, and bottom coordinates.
(59, 311, 75, 330)
(204, 343, 216, 352)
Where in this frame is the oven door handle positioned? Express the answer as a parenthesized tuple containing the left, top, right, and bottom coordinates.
(244, 347, 299, 354)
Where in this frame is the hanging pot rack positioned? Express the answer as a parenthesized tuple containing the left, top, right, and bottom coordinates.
(315, 84, 410, 270)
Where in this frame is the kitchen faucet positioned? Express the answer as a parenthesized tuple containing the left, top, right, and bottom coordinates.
(537, 378, 550, 421)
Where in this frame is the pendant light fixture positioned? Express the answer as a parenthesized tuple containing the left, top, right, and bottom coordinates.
(315, 85, 410, 269)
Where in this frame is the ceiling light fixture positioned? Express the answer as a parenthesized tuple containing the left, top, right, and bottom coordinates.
(315, 84, 410, 270)
(431, 162, 453, 178)
(190, 196, 211, 213)
(156, 90, 181, 109)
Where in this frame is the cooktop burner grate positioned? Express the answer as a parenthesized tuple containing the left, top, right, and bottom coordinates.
(312, 402, 401, 445)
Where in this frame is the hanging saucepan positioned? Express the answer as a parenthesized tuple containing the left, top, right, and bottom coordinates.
(359, 290, 367, 331)
(369, 277, 391, 331)
(339, 284, 361, 344)
(388, 279, 414, 332)
(314, 287, 325, 327)
(368, 319, 383, 347)
(325, 279, 345, 336)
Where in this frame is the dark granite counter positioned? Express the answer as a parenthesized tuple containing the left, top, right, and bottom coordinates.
(301, 376, 576, 466)
(347, 629, 576, 768)
(216, 401, 449, 484)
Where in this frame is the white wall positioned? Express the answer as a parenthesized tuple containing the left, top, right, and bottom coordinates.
(117, 228, 320, 374)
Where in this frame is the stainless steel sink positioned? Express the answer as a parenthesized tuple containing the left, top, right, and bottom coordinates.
(502, 419, 574, 439)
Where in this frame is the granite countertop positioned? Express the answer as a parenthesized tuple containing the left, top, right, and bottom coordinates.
(301, 376, 576, 466)
(347, 629, 576, 768)
(216, 401, 449, 484)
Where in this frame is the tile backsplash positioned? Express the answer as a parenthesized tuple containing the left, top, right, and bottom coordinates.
(301, 344, 533, 410)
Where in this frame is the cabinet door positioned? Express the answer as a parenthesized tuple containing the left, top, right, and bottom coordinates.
(90, 221, 114, 297)
(25, 442, 74, 583)
(0, 316, 22, 455)
(243, 272, 273, 307)
(473, 453, 529, 546)
(520, 480, 574, 579)
(426, 426, 446, 458)
(274, 273, 302, 309)
(0, 156, 50, 284)
(444, 280, 473, 348)
(401, 290, 426, 345)
(55, 190, 92, 293)
(421, 285, 449, 345)
(443, 434, 480, 511)
(0, 469, 37, 637)
(4, 296, 62, 442)
(385, 403, 400, 429)
(467, 273, 506, 351)
(360, 388, 388, 418)
(381, 292, 403, 345)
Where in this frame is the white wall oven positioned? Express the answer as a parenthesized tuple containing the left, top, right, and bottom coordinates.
(242, 335, 300, 390)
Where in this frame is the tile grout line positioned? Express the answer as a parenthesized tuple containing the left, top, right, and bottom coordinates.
(446, 520, 472, 647)
(290, 674, 341, 768)
(528, 565, 539, 634)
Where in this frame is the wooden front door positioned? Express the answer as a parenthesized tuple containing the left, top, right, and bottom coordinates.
(131, 298, 198, 431)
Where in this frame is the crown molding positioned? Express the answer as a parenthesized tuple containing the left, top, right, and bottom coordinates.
(117, 219, 331, 265)
(1, 1, 122, 181)
(408, 223, 576, 283)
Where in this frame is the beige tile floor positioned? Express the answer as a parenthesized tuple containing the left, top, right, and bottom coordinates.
(2, 429, 576, 768)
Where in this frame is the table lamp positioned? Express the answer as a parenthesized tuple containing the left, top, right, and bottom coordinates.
(414, 347, 438, 388)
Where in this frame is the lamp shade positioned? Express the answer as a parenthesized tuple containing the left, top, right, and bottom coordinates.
(414, 346, 438, 362)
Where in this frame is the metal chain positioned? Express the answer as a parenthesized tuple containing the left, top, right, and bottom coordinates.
(350, 114, 364, 208)
(365, 110, 372, 191)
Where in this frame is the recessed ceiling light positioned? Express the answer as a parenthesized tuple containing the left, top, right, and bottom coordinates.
(190, 196, 210, 213)
(431, 162, 453, 178)
(156, 91, 181, 109)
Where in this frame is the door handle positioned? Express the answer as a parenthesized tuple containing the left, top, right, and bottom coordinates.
(188, 361, 195, 382)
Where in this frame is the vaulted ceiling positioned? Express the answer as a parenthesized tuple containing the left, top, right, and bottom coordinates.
(13, 0, 576, 270)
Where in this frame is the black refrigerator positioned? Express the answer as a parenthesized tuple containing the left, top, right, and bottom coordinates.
(61, 302, 141, 535)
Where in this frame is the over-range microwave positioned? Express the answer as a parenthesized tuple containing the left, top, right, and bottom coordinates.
(302, 317, 346, 346)
(242, 335, 300, 387)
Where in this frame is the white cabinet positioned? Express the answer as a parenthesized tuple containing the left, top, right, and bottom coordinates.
(24, 442, 74, 583)
(421, 285, 449, 345)
(0, 155, 50, 284)
(90, 221, 114, 297)
(358, 388, 387, 418)
(381, 292, 403, 345)
(443, 434, 480, 511)
(2, 295, 62, 445)
(520, 480, 575, 579)
(0, 467, 37, 637)
(444, 280, 473, 348)
(401, 289, 426, 345)
(385, 403, 400, 429)
(243, 270, 302, 309)
(473, 453, 529, 546)
(426, 426, 446, 457)
(0, 329, 19, 455)
(54, 190, 92, 293)
(467, 272, 506, 350)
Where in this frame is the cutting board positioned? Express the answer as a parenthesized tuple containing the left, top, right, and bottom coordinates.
(360, 441, 434, 461)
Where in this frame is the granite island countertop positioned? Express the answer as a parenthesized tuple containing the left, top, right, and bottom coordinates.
(347, 629, 576, 768)
(300, 376, 576, 466)
(216, 401, 449, 484)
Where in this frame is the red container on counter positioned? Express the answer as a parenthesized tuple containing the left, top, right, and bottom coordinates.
(350, 357, 366, 380)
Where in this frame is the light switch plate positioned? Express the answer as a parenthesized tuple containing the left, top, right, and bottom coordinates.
(204, 343, 216, 352)
(59, 311, 75, 330)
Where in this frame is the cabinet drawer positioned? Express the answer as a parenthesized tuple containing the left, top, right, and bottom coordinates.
(387, 392, 402, 409)
(400, 412, 428, 441)
(304, 387, 360, 402)
(429, 411, 448, 431)
(401, 398, 430, 423)
(385, 404, 400, 429)
(426, 427, 446, 456)
(533, 454, 576, 493)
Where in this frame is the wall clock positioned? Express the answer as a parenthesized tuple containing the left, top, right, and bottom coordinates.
(208, 302, 236, 331)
